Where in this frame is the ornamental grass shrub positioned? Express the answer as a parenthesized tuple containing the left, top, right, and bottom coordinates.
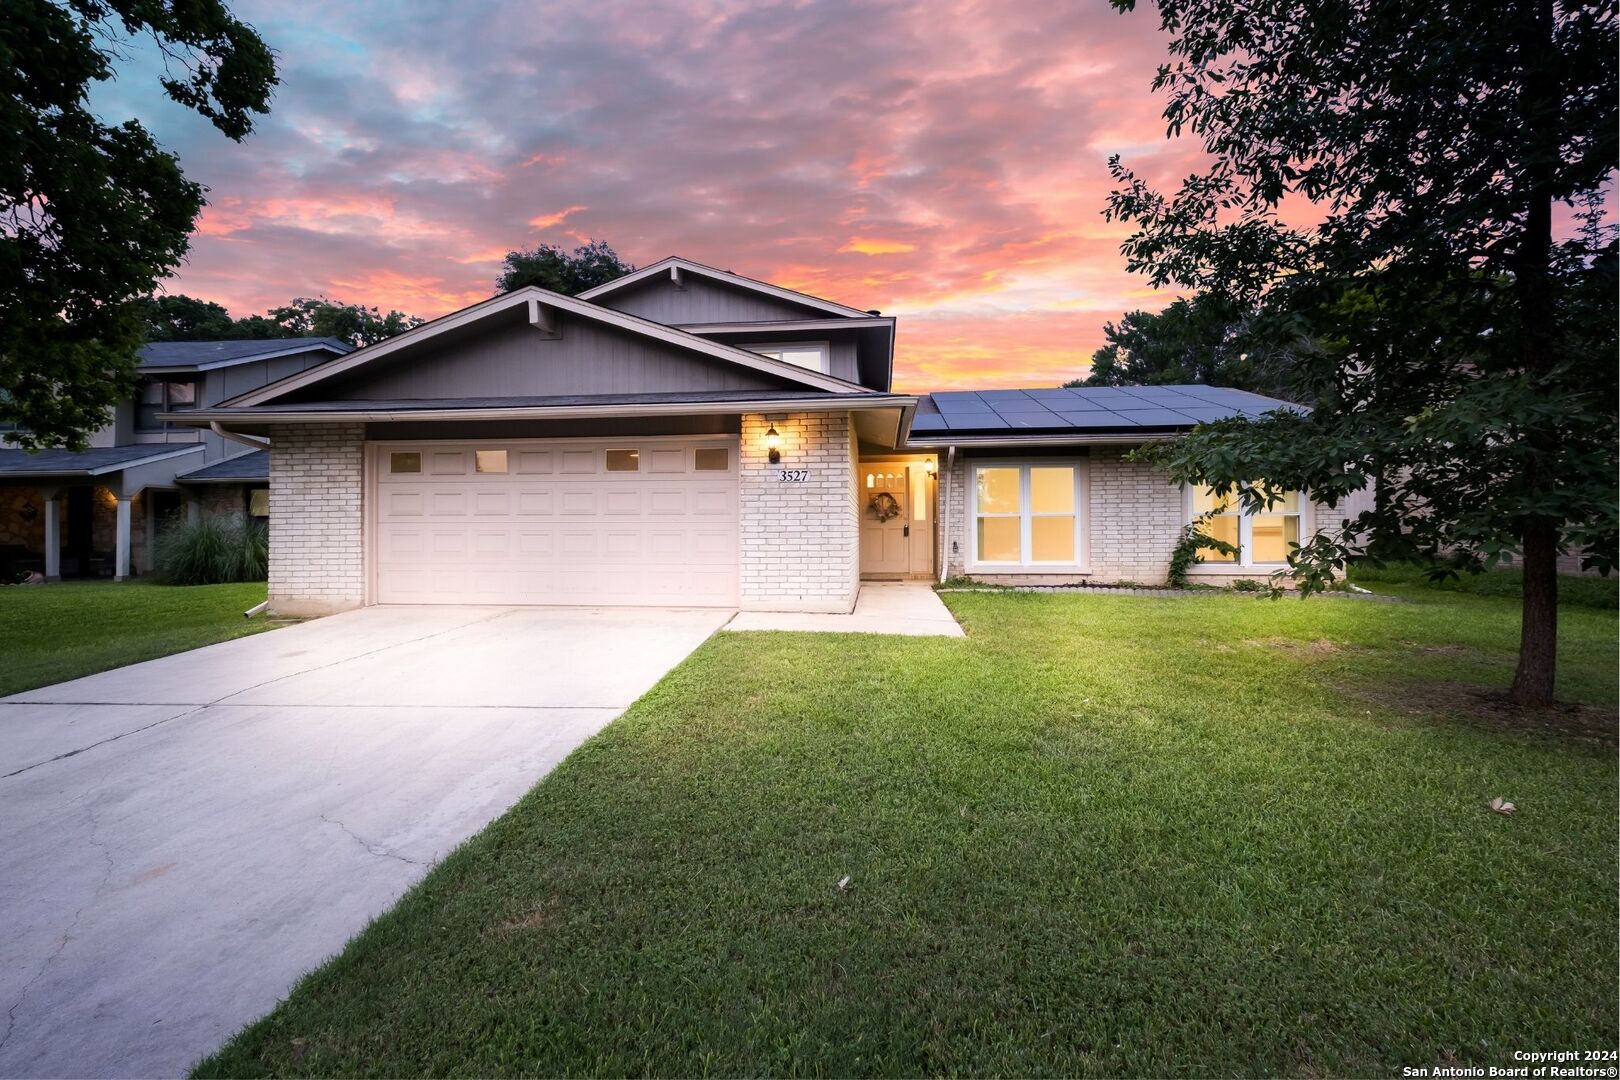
(154, 517, 268, 584)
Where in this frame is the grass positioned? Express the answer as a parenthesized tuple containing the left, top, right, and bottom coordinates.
(0, 580, 276, 697)
(1350, 562, 1618, 609)
(196, 589, 1616, 1078)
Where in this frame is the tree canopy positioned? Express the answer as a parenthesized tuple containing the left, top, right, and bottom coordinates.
(1, 0, 277, 449)
(135, 294, 424, 348)
(495, 240, 633, 295)
(1109, 0, 1617, 705)
(1068, 294, 1301, 399)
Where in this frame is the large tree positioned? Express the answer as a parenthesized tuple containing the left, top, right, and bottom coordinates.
(1, 0, 277, 449)
(496, 240, 632, 296)
(1070, 293, 1301, 399)
(1109, 0, 1617, 705)
(137, 294, 424, 347)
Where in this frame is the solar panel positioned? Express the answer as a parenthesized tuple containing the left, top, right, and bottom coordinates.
(911, 382, 1301, 438)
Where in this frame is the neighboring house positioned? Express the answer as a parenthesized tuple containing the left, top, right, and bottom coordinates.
(151, 257, 1354, 616)
(0, 338, 351, 581)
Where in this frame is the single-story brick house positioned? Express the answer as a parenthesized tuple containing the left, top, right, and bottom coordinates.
(159, 257, 1358, 616)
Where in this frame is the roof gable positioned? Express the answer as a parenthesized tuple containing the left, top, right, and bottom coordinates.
(226, 287, 869, 407)
(578, 257, 876, 320)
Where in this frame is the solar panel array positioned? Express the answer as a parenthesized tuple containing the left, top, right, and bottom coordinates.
(911, 384, 1298, 434)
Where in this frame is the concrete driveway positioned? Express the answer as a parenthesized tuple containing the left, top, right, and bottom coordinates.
(0, 605, 730, 1079)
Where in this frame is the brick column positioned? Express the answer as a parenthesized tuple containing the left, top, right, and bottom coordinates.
(739, 411, 859, 612)
(267, 423, 365, 615)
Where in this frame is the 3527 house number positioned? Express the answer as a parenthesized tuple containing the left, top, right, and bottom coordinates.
(775, 468, 811, 483)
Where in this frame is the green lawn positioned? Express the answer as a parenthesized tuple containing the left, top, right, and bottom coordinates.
(196, 588, 1616, 1078)
(0, 580, 276, 697)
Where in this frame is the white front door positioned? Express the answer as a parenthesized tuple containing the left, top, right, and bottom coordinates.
(370, 437, 738, 606)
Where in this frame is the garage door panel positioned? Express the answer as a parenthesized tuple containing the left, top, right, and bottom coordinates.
(374, 438, 738, 606)
(516, 451, 553, 474)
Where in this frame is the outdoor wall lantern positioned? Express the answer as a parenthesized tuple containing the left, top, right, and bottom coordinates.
(925, 458, 937, 475)
(765, 424, 782, 464)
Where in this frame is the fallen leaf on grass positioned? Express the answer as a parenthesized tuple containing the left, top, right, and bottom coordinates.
(837, 875, 852, 892)
(1488, 797, 1516, 815)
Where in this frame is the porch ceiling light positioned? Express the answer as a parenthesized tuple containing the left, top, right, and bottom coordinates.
(765, 424, 781, 464)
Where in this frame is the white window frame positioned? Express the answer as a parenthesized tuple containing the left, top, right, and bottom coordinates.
(1182, 483, 1312, 571)
(748, 341, 830, 374)
(968, 460, 1088, 572)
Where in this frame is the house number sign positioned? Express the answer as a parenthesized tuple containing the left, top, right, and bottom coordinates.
(775, 468, 811, 483)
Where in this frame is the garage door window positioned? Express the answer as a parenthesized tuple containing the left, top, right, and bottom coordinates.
(605, 449, 640, 471)
(389, 452, 421, 474)
(695, 447, 729, 471)
(475, 450, 508, 473)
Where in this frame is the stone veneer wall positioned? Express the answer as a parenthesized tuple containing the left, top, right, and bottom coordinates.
(267, 423, 365, 615)
(739, 411, 860, 612)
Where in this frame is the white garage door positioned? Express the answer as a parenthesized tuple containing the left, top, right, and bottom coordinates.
(371, 437, 738, 606)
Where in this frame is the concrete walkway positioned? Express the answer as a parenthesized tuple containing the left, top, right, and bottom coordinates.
(725, 581, 965, 637)
(0, 605, 731, 1079)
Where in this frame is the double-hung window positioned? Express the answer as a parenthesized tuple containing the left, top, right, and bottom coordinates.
(971, 462, 1085, 568)
(136, 380, 197, 433)
(1188, 483, 1302, 566)
(750, 342, 830, 373)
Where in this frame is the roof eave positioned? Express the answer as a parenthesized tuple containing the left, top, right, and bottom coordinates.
(164, 394, 919, 429)
(903, 430, 1188, 449)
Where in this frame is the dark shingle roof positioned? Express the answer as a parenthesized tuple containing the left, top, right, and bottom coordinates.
(911, 384, 1301, 436)
(0, 444, 203, 477)
(177, 450, 268, 483)
(138, 338, 351, 370)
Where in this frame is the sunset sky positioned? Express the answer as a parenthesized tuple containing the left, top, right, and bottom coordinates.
(100, 1, 1218, 391)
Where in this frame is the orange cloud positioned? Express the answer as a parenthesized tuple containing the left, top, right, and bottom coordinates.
(839, 238, 918, 255)
(527, 205, 589, 229)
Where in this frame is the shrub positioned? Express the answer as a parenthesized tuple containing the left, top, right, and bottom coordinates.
(154, 517, 268, 585)
(1167, 519, 1238, 588)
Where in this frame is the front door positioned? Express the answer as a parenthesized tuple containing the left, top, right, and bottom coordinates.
(861, 466, 910, 576)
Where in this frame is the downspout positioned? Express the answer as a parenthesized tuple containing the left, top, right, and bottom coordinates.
(938, 445, 956, 583)
(210, 421, 270, 451)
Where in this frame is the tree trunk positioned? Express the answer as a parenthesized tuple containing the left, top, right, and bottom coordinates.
(1505, 0, 1560, 708)
(1509, 521, 1559, 706)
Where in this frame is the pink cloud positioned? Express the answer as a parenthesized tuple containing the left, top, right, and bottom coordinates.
(145, 0, 1252, 385)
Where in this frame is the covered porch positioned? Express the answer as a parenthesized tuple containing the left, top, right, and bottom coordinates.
(0, 445, 204, 581)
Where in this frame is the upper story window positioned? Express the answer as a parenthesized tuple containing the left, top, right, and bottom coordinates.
(750, 342, 830, 373)
(136, 380, 198, 433)
(1188, 483, 1302, 566)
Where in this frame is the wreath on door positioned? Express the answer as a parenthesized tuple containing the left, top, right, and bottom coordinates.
(868, 492, 902, 522)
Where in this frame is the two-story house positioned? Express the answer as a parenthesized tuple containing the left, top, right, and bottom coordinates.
(148, 257, 1352, 615)
(0, 338, 350, 581)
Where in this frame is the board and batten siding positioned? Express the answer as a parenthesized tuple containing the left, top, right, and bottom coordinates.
(299, 314, 792, 402)
(593, 275, 832, 324)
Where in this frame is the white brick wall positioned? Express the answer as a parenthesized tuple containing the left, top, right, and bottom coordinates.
(940, 446, 1344, 586)
(267, 423, 365, 615)
(739, 412, 859, 612)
